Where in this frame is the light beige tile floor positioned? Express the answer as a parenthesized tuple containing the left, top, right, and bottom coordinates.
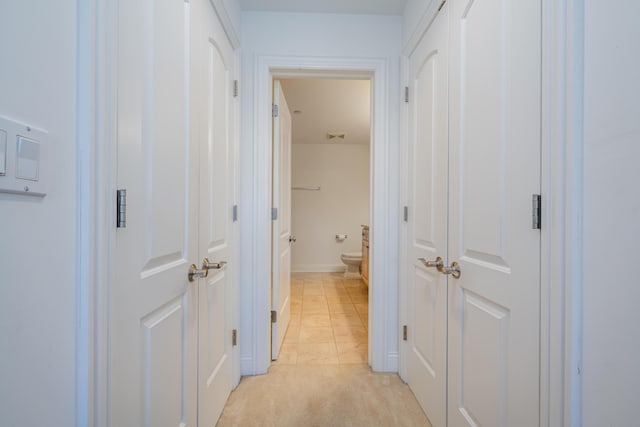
(274, 272, 369, 365)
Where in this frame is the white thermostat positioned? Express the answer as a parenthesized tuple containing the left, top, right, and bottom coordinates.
(0, 115, 47, 197)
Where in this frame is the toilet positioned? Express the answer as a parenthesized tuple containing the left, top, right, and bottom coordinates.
(340, 252, 362, 279)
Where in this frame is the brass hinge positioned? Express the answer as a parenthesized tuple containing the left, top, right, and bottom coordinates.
(403, 325, 408, 341)
(232, 329, 237, 346)
(271, 310, 277, 323)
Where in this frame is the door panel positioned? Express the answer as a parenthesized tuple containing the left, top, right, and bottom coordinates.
(271, 80, 292, 360)
(406, 6, 449, 427)
(193, 1, 235, 423)
(111, 0, 197, 425)
(448, 0, 541, 425)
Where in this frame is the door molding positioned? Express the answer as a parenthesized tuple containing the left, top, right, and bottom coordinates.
(76, 0, 117, 425)
(247, 54, 399, 374)
(541, 0, 584, 425)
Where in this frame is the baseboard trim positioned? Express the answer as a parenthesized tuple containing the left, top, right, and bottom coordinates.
(291, 265, 345, 273)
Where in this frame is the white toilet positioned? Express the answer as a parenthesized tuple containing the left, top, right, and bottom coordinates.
(340, 252, 362, 279)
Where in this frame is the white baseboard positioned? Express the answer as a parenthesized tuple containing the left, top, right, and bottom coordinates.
(291, 264, 345, 273)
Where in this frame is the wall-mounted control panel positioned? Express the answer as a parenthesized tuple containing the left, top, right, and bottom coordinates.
(0, 115, 47, 197)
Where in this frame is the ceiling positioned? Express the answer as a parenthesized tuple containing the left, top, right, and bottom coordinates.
(239, 0, 407, 15)
(279, 79, 371, 145)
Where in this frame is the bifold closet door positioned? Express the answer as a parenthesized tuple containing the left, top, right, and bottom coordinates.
(447, 0, 542, 426)
(406, 4, 449, 427)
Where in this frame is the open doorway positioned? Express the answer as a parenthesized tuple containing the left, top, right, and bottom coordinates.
(271, 78, 371, 365)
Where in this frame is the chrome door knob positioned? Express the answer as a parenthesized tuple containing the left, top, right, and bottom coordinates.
(419, 256, 443, 269)
(202, 258, 227, 270)
(188, 264, 208, 282)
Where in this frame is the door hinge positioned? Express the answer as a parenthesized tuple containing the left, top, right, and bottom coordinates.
(232, 329, 238, 346)
(532, 194, 541, 229)
(233, 80, 239, 97)
(404, 86, 409, 103)
(116, 189, 127, 228)
(271, 207, 278, 220)
(438, 0, 447, 12)
(403, 206, 409, 222)
(403, 325, 408, 341)
(233, 204, 238, 222)
(271, 310, 277, 323)
(272, 104, 279, 118)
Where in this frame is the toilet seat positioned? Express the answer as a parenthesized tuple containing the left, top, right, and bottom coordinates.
(341, 252, 362, 260)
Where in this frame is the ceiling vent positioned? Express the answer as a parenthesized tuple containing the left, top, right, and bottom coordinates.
(326, 133, 346, 140)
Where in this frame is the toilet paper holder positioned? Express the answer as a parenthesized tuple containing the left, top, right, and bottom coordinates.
(335, 234, 348, 241)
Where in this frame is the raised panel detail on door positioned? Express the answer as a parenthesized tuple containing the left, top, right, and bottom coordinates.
(448, 0, 541, 425)
(406, 5, 449, 426)
(458, 291, 509, 426)
(141, 297, 188, 427)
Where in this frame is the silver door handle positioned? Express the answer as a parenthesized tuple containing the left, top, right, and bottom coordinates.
(188, 264, 208, 282)
(202, 258, 227, 270)
(440, 261, 461, 279)
(419, 256, 443, 269)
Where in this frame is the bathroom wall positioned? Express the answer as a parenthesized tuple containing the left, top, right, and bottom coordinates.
(291, 143, 370, 272)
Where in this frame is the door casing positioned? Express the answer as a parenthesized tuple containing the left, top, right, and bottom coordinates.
(249, 55, 398, 374)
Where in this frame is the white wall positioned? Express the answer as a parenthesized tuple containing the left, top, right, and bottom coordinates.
(291, 144, 370, 272)
(239, 11, 402, 373)
(582, 2, 640, 425)
(0, 1, 77, 426)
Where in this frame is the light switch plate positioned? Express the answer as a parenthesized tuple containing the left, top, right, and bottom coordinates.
(0, 115, 47, 197)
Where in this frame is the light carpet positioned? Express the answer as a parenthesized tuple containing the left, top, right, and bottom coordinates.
(216, 364, 432, 427)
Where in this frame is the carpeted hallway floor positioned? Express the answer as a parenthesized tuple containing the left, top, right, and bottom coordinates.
(216, 273, 431, 426)
(216, 364, 432, 427)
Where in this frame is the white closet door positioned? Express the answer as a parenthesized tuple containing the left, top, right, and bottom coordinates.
(193, 0, 235, 424)
(406, 4, 449, 427)
(111, 0, 197, 425)
(447, 0, 542, 425)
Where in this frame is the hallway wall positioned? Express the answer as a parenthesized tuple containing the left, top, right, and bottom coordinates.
(239, 11, 402, 374)
(582, 2, 640, 425)
(0, 1, 77, 425)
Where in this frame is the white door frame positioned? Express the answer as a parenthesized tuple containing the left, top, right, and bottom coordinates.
(249, 55, 399, 373)
(397, 0, 584, 426)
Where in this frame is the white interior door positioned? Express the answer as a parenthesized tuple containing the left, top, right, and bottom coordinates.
(111, 0, 197, 425)
(447, 0, 541, 425)
(192, 0, 235, 424)
(406, 5, 449, 427)
(271, 80, 292, 360)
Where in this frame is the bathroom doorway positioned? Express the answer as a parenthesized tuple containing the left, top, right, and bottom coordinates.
(271, 77, 372, 365)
